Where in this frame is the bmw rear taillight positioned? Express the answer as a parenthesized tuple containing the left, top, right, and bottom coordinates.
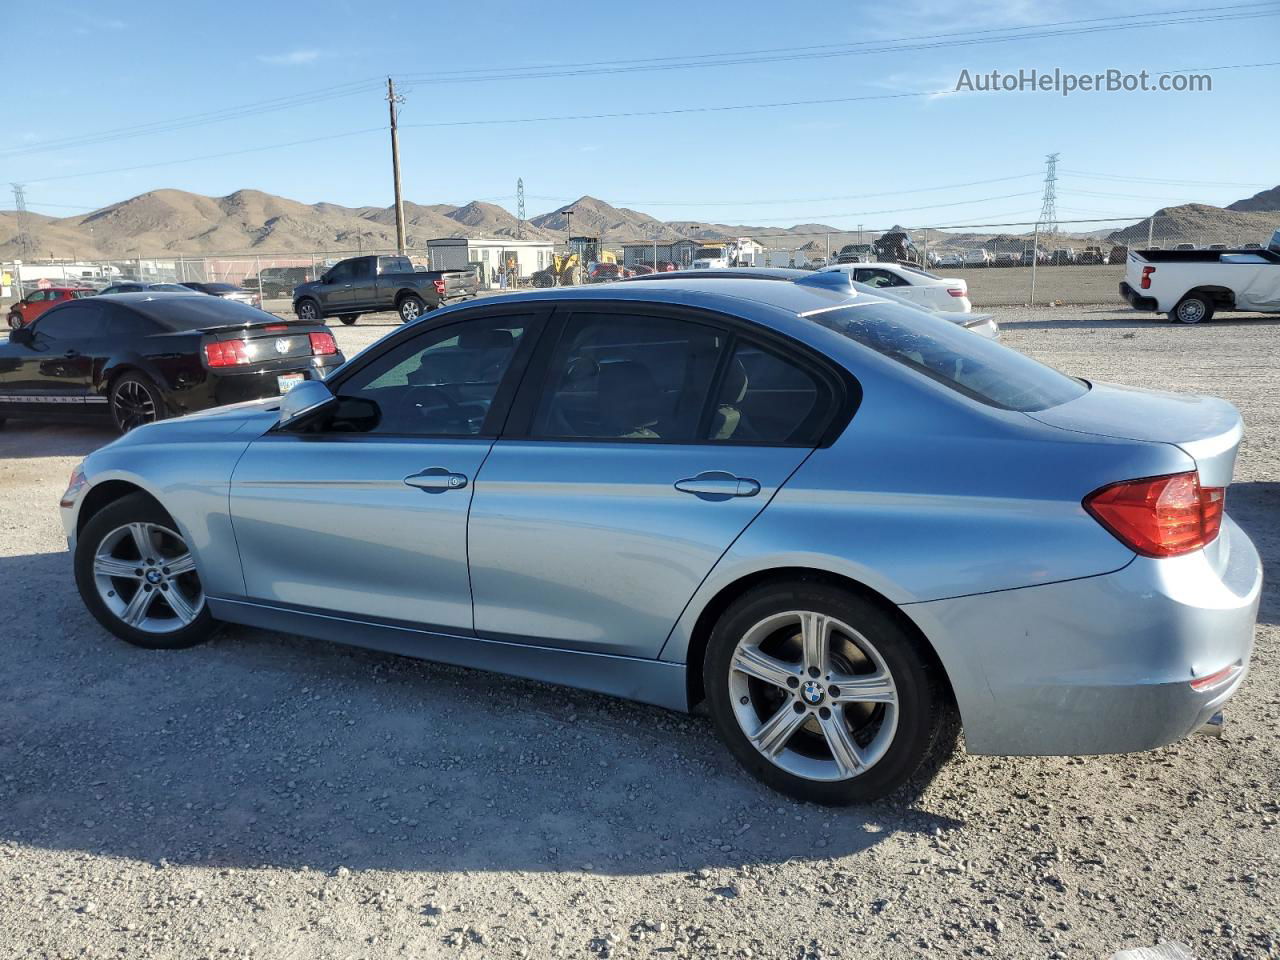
(1139, 265, 1156, 289)
(204, 339, 251, 367)
(433, 279, 446, 295)
(308, 331, 337, 355)
(1084, 471, 1224, 557)
(947, 288, 967, 297)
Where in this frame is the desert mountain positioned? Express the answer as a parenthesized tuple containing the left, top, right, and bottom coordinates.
(1227, 185, 1280, 213)
(1105, 203, 1278, 246)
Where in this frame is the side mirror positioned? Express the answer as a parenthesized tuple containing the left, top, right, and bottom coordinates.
(276, 379, 336, 429)
(10, 327, 34, 346)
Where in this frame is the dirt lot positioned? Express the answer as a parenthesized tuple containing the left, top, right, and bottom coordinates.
(0, 305, 1276, 959)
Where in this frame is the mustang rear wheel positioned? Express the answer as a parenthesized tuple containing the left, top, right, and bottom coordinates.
(74, 492, 217, 650)
(109, 373, 165, 434)
(705, 581, 952, 804)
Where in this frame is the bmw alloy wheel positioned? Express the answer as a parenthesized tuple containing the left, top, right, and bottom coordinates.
(92, 522, 204, 634)
(728, 611, 899, 782)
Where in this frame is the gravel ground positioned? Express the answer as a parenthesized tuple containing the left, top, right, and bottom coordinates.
(0, 305, 1276, 960)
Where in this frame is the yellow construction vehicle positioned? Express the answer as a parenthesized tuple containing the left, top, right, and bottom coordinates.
(529, 251, 585, 288)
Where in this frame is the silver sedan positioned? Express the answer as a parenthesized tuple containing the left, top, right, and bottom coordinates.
(60, 274, 1261, 804)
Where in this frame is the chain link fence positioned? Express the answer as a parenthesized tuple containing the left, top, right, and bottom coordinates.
(3, 214, 1273, 313)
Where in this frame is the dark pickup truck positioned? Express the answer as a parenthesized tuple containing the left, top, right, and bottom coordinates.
(292, 255, 479, 325)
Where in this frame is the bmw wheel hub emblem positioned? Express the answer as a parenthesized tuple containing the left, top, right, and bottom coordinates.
(801, 680, 825, 705)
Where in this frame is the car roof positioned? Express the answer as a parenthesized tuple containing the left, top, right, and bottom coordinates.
(622, 267, 811, 283)
(456, 273, 893, 323)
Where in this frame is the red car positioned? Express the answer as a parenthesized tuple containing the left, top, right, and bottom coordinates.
(7, 286, 96, 329)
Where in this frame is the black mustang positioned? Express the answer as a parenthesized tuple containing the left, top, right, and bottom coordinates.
(0, 293, 345, 433)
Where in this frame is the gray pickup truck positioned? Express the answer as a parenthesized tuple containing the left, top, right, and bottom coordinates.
(292, 255, 479, 325)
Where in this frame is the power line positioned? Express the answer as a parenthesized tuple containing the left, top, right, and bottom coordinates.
(397, 6, 1280, 85)
(4, 3, 1272, 160)
(1061, 169, 1273, 187)
(0, 78, 386, 159)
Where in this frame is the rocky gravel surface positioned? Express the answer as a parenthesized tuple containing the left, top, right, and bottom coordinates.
(0, 305, 1276, 959)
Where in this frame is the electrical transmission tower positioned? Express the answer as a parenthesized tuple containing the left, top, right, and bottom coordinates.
(1038, 153, 1059, 234)
(11, 184, 34, 258)
(516, 178, 525, 239)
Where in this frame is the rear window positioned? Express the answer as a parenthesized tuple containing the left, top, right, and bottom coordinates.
(809, 301, 1087, 412)
(135, 296, 273, 330)
(202, 283, 239, 293)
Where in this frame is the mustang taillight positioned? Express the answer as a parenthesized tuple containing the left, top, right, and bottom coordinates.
(1139, 265, 1156, 289)
(204, 339, 251, 367)
(309, 331, 337, 355)
(1084, 471, 1224, 558)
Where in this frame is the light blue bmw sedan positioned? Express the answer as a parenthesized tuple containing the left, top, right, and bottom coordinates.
(59, 273, 1261, 804)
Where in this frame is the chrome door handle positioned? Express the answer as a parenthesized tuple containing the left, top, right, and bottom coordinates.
(404, 467, 468, 492)
(674, 471, 760, 499)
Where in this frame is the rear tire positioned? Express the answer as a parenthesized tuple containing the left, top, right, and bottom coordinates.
(1170, 293, 1214, 325)
(295, 299, 321, 322)
(339, 314, 358, 326)
(109, 372, 166, 434)
(704, 581, 951, 804)
(398, 295, 426, 323)
(74, 492, 217, 650)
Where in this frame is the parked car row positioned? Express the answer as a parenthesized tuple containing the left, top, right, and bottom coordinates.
(927, 245, 1131, 267)
(6, 280, 261, 329)
(0, 291, 343, 433)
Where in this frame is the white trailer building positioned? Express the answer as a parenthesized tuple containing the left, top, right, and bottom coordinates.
(425, 238, 555, 287)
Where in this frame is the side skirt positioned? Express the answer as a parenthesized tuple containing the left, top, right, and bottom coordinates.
(208, 597, 691, 712)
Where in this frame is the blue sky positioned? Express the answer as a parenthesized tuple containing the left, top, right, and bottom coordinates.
(5, 0, 1277, 231)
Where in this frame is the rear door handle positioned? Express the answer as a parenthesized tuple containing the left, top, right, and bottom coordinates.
(674, 471, 760, 499)
(404, 467, 468, 492)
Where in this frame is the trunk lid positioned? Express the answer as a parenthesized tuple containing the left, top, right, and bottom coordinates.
(1025, 381, 1243, 487)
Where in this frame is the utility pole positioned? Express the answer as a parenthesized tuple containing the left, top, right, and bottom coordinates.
(386, 77, 407, 256)
(516, 178, 525, 240)
(564, 208, 573, 242)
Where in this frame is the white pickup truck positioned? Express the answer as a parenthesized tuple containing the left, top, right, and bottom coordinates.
(1121, 229, 1280, 323)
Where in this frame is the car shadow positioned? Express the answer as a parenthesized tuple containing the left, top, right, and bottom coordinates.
(1226, 481, 1280, 626)
(0, 549, 959, 876)
(1006, 312, 1280, 332)
(0, 420, 117, 459)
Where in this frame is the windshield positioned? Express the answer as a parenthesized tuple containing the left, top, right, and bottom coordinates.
(810, 301, 1087, 411)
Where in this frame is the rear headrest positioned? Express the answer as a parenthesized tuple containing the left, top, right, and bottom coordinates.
(458, 329, 514, 350)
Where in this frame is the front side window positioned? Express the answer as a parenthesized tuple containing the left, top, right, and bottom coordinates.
(34, 303, 107, 341)
(337, 316, 528, 436)
(810, 301, 1087, 412)
(531, 314, 725, 442)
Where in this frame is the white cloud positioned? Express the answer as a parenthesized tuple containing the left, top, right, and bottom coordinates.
(257, 49, 322, 66)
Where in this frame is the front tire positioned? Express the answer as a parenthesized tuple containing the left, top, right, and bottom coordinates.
(109, 372, 166, 434)
(339, 314, 358, 326)
(1170, 293, 1214, 325)
(704, 581, 950, 804)
(74, 492, 217, 650)
(295, 299, 321, 321)
(398, 295, 426, 323)
(7, 313, 21, 330)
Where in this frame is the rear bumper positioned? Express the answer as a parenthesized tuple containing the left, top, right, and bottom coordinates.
(902, 516, 1261, 756)
(210, 356, 344, 406)
(1120, 281, 1159, 312)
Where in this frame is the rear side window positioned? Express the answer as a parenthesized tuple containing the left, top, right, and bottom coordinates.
(811, 301, 1087, 412)
(711, 341, 828, 445)
(532, 314, 724, 442)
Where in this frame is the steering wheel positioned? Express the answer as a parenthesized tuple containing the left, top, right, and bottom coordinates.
(404, 385, 470, 430)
